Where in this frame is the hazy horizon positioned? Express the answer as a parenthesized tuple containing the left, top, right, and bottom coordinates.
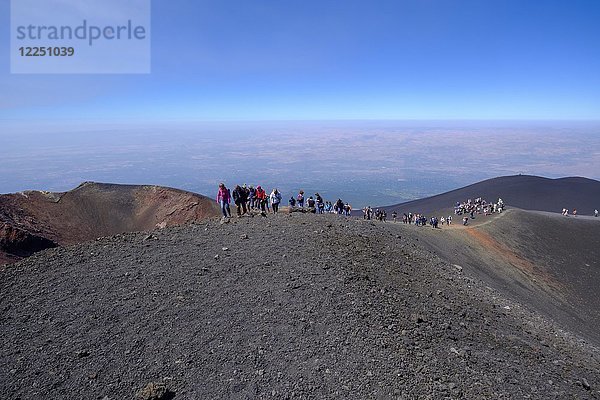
(2, 120, 599, 207)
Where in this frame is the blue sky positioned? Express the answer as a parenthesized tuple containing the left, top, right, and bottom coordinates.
(1, 0, 600, 121)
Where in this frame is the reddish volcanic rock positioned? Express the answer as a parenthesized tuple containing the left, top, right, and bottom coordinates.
(0, 182, 220, 264)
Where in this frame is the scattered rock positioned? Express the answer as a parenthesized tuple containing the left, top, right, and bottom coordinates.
(582, 378, 591, 390)
(76, 350, 90, 358)
(135, 382, 174, 400)
(411, 314, 426, 324)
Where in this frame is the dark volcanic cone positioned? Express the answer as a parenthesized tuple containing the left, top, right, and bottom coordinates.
(0, 182, 220, 264)
(384, 175, 600, 216)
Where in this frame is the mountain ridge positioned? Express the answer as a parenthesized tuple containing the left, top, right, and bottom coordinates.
(382, 174, 600, 216)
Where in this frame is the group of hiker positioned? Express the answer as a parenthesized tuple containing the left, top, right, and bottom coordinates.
(562, 208, 599, 217)
(216, 184, 352, 218)
(361, 208, 455, 228)
(455, 197, 504, 218)
(367, 196, 511, 228)
(362, 207, 382, 221)
(216, 183, 282, 218)
(361, 207, 393, 222)
(289, 191, 353, 215)
(402, 213, 454, 227)
(360, 196, 498, 228)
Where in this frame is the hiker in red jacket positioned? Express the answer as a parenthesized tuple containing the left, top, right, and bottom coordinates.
(255, 185, 267, 212)
(216, 183, 231, 218)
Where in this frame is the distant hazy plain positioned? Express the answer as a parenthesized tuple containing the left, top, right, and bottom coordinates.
(1, 120, 599, 207)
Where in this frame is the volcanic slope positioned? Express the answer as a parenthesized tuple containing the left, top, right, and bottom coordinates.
(0, 182, 220, 264)
(384, 175, 600, 216)
(2, 213, 600, 399)
(408, 208, 600, 346)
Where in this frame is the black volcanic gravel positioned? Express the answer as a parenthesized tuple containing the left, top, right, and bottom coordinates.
(1, 213, 600, 399)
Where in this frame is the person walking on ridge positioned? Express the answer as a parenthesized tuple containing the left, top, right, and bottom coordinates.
(270, 189, 282, 213)
(248, 186, 256, 210)
(232, 185, 248, 217)
(315, 193, 324, 214)
(297, 191, 305, 208)
(255, 185, 267, 213)
(216, 183, 232, 218)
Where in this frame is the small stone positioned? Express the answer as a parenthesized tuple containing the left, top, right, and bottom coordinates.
(411, 313, 426, 323)
(240, 234, 248, 239)
(453, 264, 463, 272)
(135, 382, 173, 400)
(222, 247, 229, 251)
(582, 378, 591, 390)
(76, 350, 90, 358)
(214, 255, 219, 260)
